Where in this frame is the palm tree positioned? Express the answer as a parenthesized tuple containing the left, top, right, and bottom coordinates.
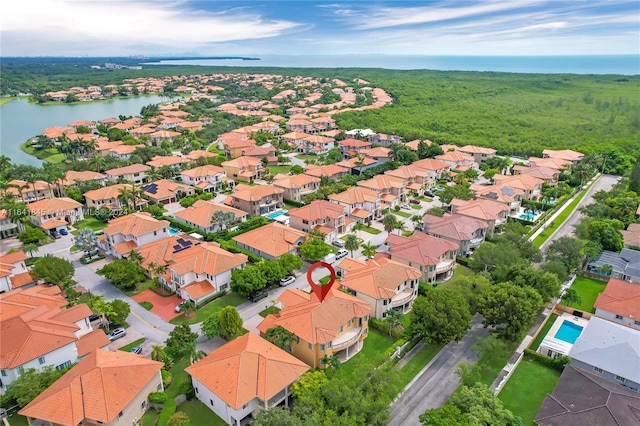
(211, 210, 236, 231)
(354, 155, 365, 176)
(344, 234, 360, 258)
(128, 249, 144, 266)
(264, 325, 295, 351)
(188, 341, 206, 364)
(150, 345, 167, 362)
(0, 155, 12, 173)
(88, 155, 106, 173)
(361, 242, 377, 259)
(384, 309, 403, 337)
(23, 243, 39, 258)
(382, 213, 399, 234)
(147, 166, 163, 181)
(118, 186, 134, 211)
(181, 301, 196, 318)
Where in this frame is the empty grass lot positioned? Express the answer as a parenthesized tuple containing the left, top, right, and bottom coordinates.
(499, 359, 562, 425)
(568, 276, 607, 313)
(169, 292, 246, 325)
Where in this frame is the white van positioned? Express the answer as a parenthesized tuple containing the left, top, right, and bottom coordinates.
(335, 249, 348, 260)
(322, 253, 337, 264)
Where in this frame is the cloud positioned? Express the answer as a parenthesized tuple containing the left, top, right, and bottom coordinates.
(0, 0, 305, 55)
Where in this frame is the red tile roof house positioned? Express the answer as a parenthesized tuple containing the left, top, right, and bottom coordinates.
(338, 138, 372, 158)
(411, 158, 452, 180)
(62, 170, 107, 187)
(357, 175, 407, 209)
(300, 134, 335, 154)
(422, 213, 489, 256)
(1, 303, 109, 391)
(288, 200, 352, 242)
(28, 197, 84, 234)
(186, 333, 309, 426)
(303, 164, 350, 180)
(174, 200, 247, 233)
(449, 197, 510, 236)
(273, 174, 321, 202)
(435, 151, 476, 169)
(384, 165, 432, 193)
(100, 212, 170, 258)
(281, 131, 312, 150)
(138, 237, 247, 303)
(329, 187, 382, 225)
(19, 349, 163, 426)
(493, 174, 545, 201)
(83, 183, 141, 214)
(385, 232, 459, 285)
(233, 222, 306, 261)
(513, 165, 560, 185)
(105, 164, 151, 185)
(470, 184, 524, 216)
(225, 184, 284, 216)
(180, 164, 226, 189)
(221, 157, 264, 183)
(337, 257, 421, 318)
(6, 179, 53, 203)
(542, 148, 585, 165)
(0, 209, 25, 239)
(141, 179, 196, 205)
(367, 133, 402, 147)
(146, 155, 188, 170)
(0, 250, 33, 293)
(457, 145, 497, 164)
(593, 277, 640, 331)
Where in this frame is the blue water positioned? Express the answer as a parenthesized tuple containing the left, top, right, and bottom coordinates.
(519, 212, 540, 221)
(168, 227, 180, 236)
(554, 320, 584, 344)
(265, 211, 287, 219)
(147, 55, 639, 75)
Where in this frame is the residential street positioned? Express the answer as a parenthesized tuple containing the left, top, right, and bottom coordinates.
(387, 317, 489, 426)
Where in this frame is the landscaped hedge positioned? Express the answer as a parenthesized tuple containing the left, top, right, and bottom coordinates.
(370, 318, 404, 339)
(456, 257, 471, 267)
(218, 239, 263, 264)
(283, 198, 304, 208)
(157, 398, 176, 426)
(148, 391, 168, 405)
(523, 349, 570, 371)
(161, 371, 172, 388)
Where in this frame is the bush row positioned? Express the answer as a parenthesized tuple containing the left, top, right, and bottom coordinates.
(523, 349, 570, 371)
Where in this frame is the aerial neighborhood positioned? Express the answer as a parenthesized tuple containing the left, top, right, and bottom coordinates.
(1, 70, 639, 426)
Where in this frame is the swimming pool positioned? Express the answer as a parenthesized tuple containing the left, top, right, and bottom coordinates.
(519, 212, 540, 221)
(168, 227, 180, 236)
(265, 211, 286, 220)
(554, 320, 584, 344)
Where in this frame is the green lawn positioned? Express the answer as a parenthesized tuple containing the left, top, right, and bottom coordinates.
(118, 338, 146, 352)
(477, 340, 520, 386)
(259, 306, 281, 317)
(499, 359, 562, 425)
(74, 216, 108, 232)
(569, 276, 607, 313)
(139, 301, 153, 310)
(170, 292, 246, 325)
(338, 329, 395, 379)
(438, 265, 475, 289)
(398, 342, 443, 388)
(391, 210, 411, 218)
(411, 204, 422, 210)
(7, 414, 29, 426)
(123, 279, 155, 297)
(268, 165, 293, 175)
(45, 153, 65, 164)
(176, 400, 227, 426)
(530, 314, 559, 351)
(167, 357, 192, 398)
(357, 225, 382, 235)
(295, 154, 317, 162)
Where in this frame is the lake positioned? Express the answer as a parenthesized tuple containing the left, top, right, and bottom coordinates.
(0, 94, 172, 166)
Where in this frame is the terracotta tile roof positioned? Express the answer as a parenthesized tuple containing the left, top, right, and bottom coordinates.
(288, 200, 346, 222)
(1, 250, 27, 265)
(0, 286, 67, 321)
(242, 145, 275, 157)
(222, 156, 262, 168)
(171, 242, 247, 277)
(471, 184, 524, 203)
(146, 155, 187, 168)
(340, 258, 420, 299)
(40, 219, 69, 230)
(75, 329, 110, 357)
(104, 212, 169, 238)
(338, 138, 372, 149)
(113, 240, 139, 255)
(63, 170, 106, 186)
(105, 164, 150, 176)
(304, 164, 349, 178)
(182, 280, 216, 300)
(142, 179, 194, 201)
(180, 164, 224, 179)
(386, 232, 459, 266)
(361, 147, 392, 158)
(9, 271, 34, 288)
(233, 223, 306, 258)
(336, 157, 376, 168)
(230, 184, 283, 202)
(150, 130, 181, 139)
(493, 174, 543, 191)
(411, 158, 451, 171)
(514, 165, 559, 181)
(185, 150, 217, 161)
(436, 151, 474, 163)
(329, 186, 380, 205)
(258, 288, 371, 344)
(593, 277, 640, 319)
(186, 333, 309, 410)
(19, 349, 163, 426)
(423, 213, 488, 241)
(273, 174, 320, 189)
(281, 131, 310, 140)
(528, 156, 572, 170)
(542, 149, 584, 162)
(83, 183, 131, 202)
(449, 198, 509, 221)
(174, 200, 246, 229)
(622, 223, 640, 248)
(458, 145, 497, 155)
(357, 175, 405, 191)
(28, 197, 82, 217)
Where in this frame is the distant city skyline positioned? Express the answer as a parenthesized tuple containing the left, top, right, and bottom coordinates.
(2, 1, 638, 57)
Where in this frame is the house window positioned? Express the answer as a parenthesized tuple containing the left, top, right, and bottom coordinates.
(242, 403, 249, 409)
(296, 337, 300, 344)
(56, 361, 72, 370)
(320, 344, 325, 351)
(339, 325, 344, 332)
(308, 343, 313, 350)
(383, 300, 387, 306)
(0, 370, 6, 377)
(38, 356, 46, 365)
(616, 314, 623, 320)
(154, 231, 157, 236)
(594, 367, 603, 374)
(157, 384, 162, 391)
(635, 320, 640, 326)
(195, 387, 199, 394)
(616, 375, 626, 383)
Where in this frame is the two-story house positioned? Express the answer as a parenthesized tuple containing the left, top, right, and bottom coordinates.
(1, 303, 109, 391)
(513, 165, 560, 186)
(0, 209, 25, 239)
(150, 129, 181, 145)
(542, 149, 584, 165)
(225, 184, 284, 216)
(338, 258, 421, 318)
(288, 200, 350, 242)
(146, 155, 188, 170)
(338, 138, 372, 158)
(84, 183, 139, 214)
(221, 139, 257, 159)
(101, 212, 169, 258)
(233, 222, 306, 261)
(458, 145, 497, 164)
(384, 165, 432, 193)
(304, 164, 350, 180)
(222, 157, 263, 183)
(493, 174, 544, 201)
(300, 134, 335, 154)
(435, 151, 476, 169)
(141, 179, 195, 204)
(449, 198, 510, 235)
(385, 232, 459, 284)
(28, 197, 84, 234)
(593, 277, 640, 331)
(174, 200, 246, 233)
(105, 164, 150, 184)
(62, 170, 107, 188)
(258, 287, 371, 368)
(411, 158, 452, 180)
(367, 133, 402, 147)
(6, 180, 52, 203)
(186, 333, 309, 426)
(329, 186, 381, 225)
(180, 164, 226, 192)
(422, 213, 488, 256)
(470, 184, 524, 215)
(0, 250, 33, 293)
(357, 174, 407, 209)
(20, 349, 163, 426)
(273, 174, 321, 202)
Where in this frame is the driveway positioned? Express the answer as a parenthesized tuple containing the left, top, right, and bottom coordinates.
(387, 317, 488, 426)
(132, 289, 183, 322)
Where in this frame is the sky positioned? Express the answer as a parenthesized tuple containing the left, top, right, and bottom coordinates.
(1, 1, 639, 57)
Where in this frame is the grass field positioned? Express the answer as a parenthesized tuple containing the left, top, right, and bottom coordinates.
(170, 292, 246, 325)
(438, 265, 475, 289)
(391, 210, 411, 218)
(530, 314, 559, 351)
(268, 165, 293, 175)
(175, 400, 227, 426)
(338, 329, 395, 379)
(397, 342, 443, 388)
(74, 216, 108, 232)
(569, 276, 607, 313)
(118, 338, 146, 352)
(499, 359, 562, 425)
(259, 306, 281, 317)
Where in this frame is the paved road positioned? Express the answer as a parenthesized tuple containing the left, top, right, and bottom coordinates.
(387, 317, 489, 426)
(539, 174, 616, 251)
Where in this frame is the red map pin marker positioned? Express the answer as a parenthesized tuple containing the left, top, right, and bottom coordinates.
(307, 261, 336, 303)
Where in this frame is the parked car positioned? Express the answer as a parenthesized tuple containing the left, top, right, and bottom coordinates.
(401, 204, 411, 209)
(433, 186, 445, 192)
(175, 302, 188, 313)
(409, 199, 421, 204)
(248, 290, 268, 302)
(59, 228, 68, 236)
(51, 230, 61, 239)
(335, 249, 349, 260)
(425, 190, 435, 197)
(331, 240, 344, 248)
(129, 346, 143, 355)
(88, 314, 101, 322)
(280, 275, 295, 286)
(107, 327, 126, 341)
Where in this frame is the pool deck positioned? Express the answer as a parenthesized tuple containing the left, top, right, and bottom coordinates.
(538, 312, 589, 356)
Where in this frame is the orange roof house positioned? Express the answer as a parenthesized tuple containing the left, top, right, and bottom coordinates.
(101, 212, 169, 257)
(272, 174, 321, 202)
(304, 164, 350, 180)
(141, 179, 195, 204)
(62, 170, 107, 187)
(0, 286, 67, 322)
(449, 197, 510, 235)
(225, 184, 284, 216)
(422, 213, 488, 256)
(593, 277, 640, 331)
(233, 222, 306, 260)
(28, 197, 84, 229)
(174, 200, 247, 233)
(258, 288, 371, 368)
(542, 149, 584, 164)
(186, 333, 309, 425)
(146, 155, 187, 169)
(19, 349, 163, 426)
(338, 257, 421, 319)
(288, 199, 350, 239)
(6, 179, 52, 203)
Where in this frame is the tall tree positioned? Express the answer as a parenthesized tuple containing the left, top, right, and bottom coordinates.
(361, 242, 378, 259)
(74, 228, 99, 255)
(382, 213, 400, 234)
(344, 234, 360, 257)
(545, 236, 584, 272)
(165, 324, 198, 359)
(211, 210, 237, 231)
(30, 255, 74, 287)
(265, 325, 295, 351)
(218, 306, 244, 340)
(410, 290, 472, 344)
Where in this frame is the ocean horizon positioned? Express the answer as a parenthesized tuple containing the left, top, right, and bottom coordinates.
(146, 54, 640, 75)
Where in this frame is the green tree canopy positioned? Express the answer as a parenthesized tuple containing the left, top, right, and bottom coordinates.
(30, 255, 74, 287)
(165, 324, 198, 359)
(545, 236, 584, 272)
(5, 366, 70, 408)
(265, 325, 296, 351)
(218, 306, 244, 340)
(98, 259, 146, 291)
(410, 290, 472, 344)
(230, 265, 267, 295)
(299, 238, 332, 262)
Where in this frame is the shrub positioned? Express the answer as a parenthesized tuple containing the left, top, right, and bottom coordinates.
(283, 198, 304, 207)
(523, 349, 570, 371)
(393, 338, 407, 348)
(456, 257, 471, 267)
(157, 398, 176, 426)
(161, 370, 172, 388)
(148, 391, 169, 405)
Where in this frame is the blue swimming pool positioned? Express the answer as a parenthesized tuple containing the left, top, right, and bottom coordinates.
(554, 320, 584, 344)
(519, 212, 540, 221)
(168, 227, 180, 236)
(265, 211, 286, 219)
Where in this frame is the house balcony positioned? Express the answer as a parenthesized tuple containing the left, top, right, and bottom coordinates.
(435, 259, 455, 274)
(469, 237, 484, 248)
(495, 217, 507, 225)
(391, 289, 415, 308)
(332, 327, 363, 351)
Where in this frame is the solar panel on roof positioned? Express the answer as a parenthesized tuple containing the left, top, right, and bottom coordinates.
(143, 183, 158, 195)
(184, 241, 192, 246)
(173, 245, 181, 251)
